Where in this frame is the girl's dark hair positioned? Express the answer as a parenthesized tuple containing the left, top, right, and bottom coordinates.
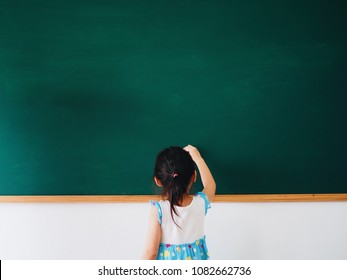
(154, 146, 196, 225)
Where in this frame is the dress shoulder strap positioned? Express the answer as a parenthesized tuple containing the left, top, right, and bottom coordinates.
(195, 192, 211, 215)
(149, 200, 163, 224)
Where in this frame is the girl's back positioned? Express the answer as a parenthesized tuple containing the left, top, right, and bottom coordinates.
(151, 192, 210, 260)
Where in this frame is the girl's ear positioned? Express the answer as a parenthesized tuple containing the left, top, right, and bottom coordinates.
(187, 171, 197, 193)
(154, 176, 163, 187)
(190, 171, 197, 184)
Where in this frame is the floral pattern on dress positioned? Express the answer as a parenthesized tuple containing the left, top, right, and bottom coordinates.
(156, 236, 210, 260)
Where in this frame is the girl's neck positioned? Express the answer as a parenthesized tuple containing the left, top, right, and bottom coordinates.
(162, 193, 193, 207)
(178, 194, 193, 207)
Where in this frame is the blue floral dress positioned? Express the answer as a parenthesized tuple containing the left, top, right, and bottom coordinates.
(150, 192, 211, 260)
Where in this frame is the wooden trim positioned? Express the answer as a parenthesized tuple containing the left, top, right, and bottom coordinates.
(0, 195, 159, 203)
(0, 194, 346, 203)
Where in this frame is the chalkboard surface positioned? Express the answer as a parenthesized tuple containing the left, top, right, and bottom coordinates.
(1, 0, 346, 195)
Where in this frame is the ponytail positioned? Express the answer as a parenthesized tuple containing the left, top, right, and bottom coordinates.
(168, 177, 185, 227)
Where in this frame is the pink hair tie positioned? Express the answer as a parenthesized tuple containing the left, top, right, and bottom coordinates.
(172, 173, 178, 178)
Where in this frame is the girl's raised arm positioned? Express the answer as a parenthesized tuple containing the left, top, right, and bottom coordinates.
(184, 145, 216, 202)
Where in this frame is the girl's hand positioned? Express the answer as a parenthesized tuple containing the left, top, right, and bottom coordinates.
(184, 145, 202, 162)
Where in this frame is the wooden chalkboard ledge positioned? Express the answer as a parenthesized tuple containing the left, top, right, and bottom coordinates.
(0, 194, 347, 203)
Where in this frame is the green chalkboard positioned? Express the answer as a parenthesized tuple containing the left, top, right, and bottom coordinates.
(1, 0, 346, 195)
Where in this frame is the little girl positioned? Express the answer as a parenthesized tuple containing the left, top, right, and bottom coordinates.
(143, 145, 216, 260)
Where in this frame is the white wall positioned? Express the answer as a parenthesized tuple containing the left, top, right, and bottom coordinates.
(1, 202, 347, 259)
